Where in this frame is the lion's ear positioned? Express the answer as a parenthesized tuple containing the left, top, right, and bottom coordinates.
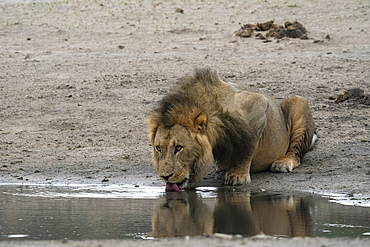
(194, 113, 207, 132)
(147, 115, 158, 145)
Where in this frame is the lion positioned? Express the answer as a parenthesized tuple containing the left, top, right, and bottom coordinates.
(147, 68, 316, 190)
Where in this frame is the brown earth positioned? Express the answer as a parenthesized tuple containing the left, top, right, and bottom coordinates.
(0, 0, 369, 246)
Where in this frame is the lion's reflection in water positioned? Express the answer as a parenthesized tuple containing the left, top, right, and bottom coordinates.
(150, 190, 313, 238)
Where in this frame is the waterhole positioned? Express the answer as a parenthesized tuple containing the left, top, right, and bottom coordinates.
(0, 184, 369, 240)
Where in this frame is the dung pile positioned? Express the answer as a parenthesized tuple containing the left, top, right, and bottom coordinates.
(236, 20, 308, 40)
(334, 88, 370, 105)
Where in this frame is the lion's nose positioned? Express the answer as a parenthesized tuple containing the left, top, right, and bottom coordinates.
(161, 173, 173, 181)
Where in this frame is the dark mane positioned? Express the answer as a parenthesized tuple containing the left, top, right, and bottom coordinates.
(213, 114, 254, 170)
(154, 68, 222, 128)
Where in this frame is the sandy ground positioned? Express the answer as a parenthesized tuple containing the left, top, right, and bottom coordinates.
(0, 0, 369, 246)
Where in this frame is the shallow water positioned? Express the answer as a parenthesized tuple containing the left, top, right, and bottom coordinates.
(0, 184, 369, 240)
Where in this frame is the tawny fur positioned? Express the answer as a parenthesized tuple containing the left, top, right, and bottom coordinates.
(148, 68, 315, 187)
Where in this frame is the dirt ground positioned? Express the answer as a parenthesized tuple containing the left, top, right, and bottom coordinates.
(0, 0, 369, 246)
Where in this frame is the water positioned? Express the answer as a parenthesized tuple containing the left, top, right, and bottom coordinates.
(0, 184, 369, 240)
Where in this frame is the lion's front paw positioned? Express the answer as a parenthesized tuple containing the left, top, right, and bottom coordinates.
(225, 170, 251, 185)
(270, 158, 299, 173)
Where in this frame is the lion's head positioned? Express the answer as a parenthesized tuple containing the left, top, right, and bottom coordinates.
(148, 116, 214, 190)
(147, 69, 226, 190)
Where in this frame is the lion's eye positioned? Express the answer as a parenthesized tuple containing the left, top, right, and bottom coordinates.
(174, 145, 183, 154)
(155, 146, 161, 152)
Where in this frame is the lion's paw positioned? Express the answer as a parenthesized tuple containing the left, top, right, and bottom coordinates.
(270, 158, 299, 173)
(225, 171, 251, 186)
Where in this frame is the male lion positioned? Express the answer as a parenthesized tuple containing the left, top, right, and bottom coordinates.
(147, 68, 316, 191)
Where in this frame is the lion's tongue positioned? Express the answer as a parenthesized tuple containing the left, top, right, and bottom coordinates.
(165, 182, 182, 192)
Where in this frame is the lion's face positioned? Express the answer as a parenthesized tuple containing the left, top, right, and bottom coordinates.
(152, 124, 197, 189)
(151, 123, 213, 189)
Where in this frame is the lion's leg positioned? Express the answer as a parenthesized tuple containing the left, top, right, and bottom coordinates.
(224, 93, 269, 185)
(270, 96, 315, 173)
